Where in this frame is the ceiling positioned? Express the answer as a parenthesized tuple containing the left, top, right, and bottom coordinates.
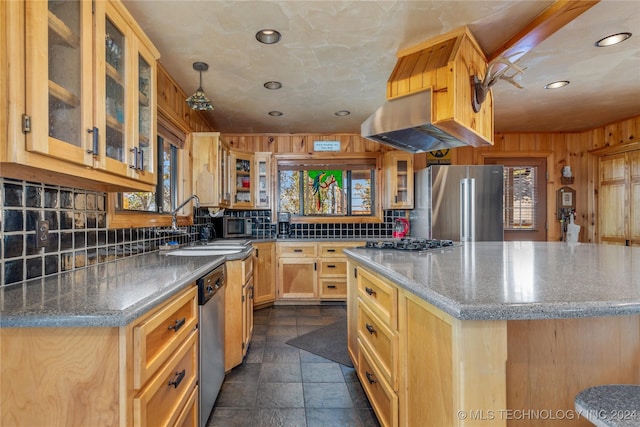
(122, 1, 640, 135)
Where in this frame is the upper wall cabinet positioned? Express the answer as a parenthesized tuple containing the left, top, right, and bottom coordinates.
(192, 132, 231, 208)
(2, 0, 159, 192)
(92, 1, 159, 185)
(230, 149, 254, 209)
(383, 151, 414, 209)
(254, 152, 272, 210)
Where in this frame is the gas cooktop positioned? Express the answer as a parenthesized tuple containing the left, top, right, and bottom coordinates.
(363, 238, 459, 251)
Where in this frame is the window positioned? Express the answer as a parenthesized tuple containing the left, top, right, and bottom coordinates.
(503, 166, 537, 229)
(117, 135, 177, 213)
(277, 155, 381, 221)
(107, 116, 188, 229)
(485, 156, 547, 241)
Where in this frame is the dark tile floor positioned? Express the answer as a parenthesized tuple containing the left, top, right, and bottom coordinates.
(206, 305, 381, 427)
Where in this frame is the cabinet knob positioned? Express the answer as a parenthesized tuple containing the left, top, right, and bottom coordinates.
(365, 287, 377, 297)
(365, 323, 377, 335)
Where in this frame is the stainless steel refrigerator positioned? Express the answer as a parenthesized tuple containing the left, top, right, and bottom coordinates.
(410, 165, 504, 241)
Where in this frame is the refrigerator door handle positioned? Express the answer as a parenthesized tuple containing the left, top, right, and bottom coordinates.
(460, 178, 475, 241)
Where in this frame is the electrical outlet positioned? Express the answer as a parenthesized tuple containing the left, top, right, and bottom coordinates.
(37, 219, 49, 248)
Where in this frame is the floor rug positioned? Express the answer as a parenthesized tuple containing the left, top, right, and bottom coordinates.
(286, 317, 353, 367)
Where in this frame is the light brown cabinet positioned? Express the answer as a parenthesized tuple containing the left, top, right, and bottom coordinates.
(253, 241, 276, 307)
(383, 151, 413, 209)
(0, 284, 199, 427)
(353, 265, 399, 427)
(230, 149, 254, 209)
(276, 242, 363, 301)
(192, 132, 231, 207)
(348, 260, 506, 427)
(224, 254, 255, 371)
(254, 152, 272, 209)
(229, 149, 273, 209)
(2, 0, 159, 192)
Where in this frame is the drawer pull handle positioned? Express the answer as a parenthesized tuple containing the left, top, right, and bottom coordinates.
(365, 371, 377, 384)
(327, 285, 337, 289)
(168, 317, 186, 332)
(365, 287, 377, 296)
(294, 249, 303, 253)
(327, 249, 336, 253)
(365, 323, 377, 335)
(327, 264, 336, 268)
(168, 369, 186, 388)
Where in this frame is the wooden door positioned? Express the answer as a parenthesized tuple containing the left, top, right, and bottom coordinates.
(485, 157, 547, 241)
(598, 149, 640, 246)
(253, 242, 276, 306)
(277, 258, 317, 299)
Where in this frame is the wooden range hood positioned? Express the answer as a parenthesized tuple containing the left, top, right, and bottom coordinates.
(362, 26, 494, 152)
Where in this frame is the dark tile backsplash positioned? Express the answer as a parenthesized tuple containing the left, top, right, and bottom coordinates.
(1, 177, 407, 286)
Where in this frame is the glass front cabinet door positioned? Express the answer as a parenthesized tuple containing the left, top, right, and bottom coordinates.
(25, 0, 94, 166)
(383, 151, 414, 209)
(231, 150, 254, 209)
(24, 0, 158, 187)
(254, 152, 272, 209)
(95, 1, 158, 185)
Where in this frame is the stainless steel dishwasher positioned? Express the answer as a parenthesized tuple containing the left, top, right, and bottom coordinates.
(198, 264, 225, 427)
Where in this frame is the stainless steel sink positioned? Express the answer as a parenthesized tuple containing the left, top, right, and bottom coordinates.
(166, 248, 243, 256)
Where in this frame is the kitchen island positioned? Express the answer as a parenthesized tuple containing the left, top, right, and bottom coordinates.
(344, 241, 640, 427)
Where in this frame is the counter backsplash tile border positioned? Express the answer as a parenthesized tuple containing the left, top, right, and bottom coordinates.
(0, 178, 198, 286)
(1, 177, 408, 285)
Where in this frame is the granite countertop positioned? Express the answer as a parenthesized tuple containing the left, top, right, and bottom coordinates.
(0, 247, 253, 328)
(574, 385, 640, 427)
(344, 241, 640, 321)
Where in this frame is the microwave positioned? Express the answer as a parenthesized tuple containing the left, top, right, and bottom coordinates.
(222, 217, 253, 238)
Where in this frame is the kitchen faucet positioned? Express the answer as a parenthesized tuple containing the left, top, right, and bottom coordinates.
(171, 194, 200, 231)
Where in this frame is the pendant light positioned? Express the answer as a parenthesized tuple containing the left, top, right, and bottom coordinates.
(185, 62, 214, 111)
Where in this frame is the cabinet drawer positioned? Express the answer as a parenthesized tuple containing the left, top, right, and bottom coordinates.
(318, 243, 362, 257)
(319, 260, 347, 277)
(133, 286, 198, 389)
(319, 278, 347, 299)
(134, 330, 198, 427)
(173, 384, 198, 427)
(357, 268, 397, 329)
(357, 300, 397, 387)
(358, 341, 398, 427)
(277, 243, 317, 257)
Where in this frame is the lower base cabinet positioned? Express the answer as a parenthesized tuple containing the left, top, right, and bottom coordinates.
(253, 242, 276, 307)
(348, 261, 506, 427)
(276, 242, 363, 302)
(0, 285, 199, 427)
(225, 253, 254, 371)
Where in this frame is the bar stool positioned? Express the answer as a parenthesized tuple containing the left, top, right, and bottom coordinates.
(574, 384, 640, 426)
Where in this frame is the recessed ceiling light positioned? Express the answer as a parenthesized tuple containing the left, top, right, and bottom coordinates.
(595, 32, 632, 47)
(268, 111, 283, 116)
(264, 81, 282, 90)
(544, 80, 570, 90)
(334, 110, 350, 117)
(256, 29, 281, 44)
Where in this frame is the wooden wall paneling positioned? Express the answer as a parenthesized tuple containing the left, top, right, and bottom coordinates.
(621, 116, 640, 144)
(604, 121, 626, 147)
(274, 135, 291, 153)
(293, 135, 309, 153)
(259, 136, 277, 152)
